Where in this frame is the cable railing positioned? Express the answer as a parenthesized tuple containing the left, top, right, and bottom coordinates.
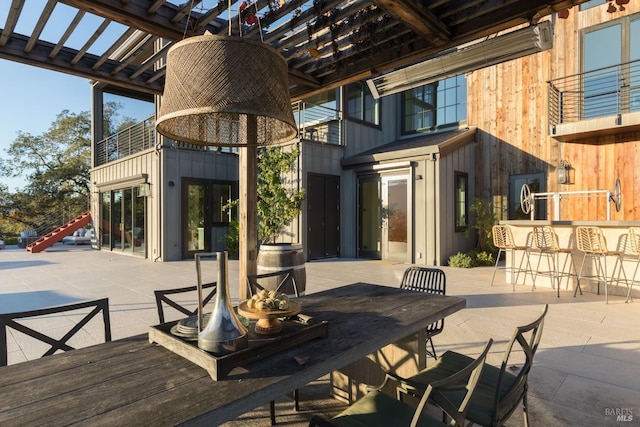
(548, 59, 640, 128)
(95, 103, 345, 167)
(292, 100, 344, 145)
(95, 115, 156, 166)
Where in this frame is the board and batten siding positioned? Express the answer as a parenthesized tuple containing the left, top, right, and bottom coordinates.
(90, 149, 158, 258)
(438, 141, 476, 265)
(468, 6, 640, 221)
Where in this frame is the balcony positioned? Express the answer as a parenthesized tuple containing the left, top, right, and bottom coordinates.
(95, 103, 345, 166)
(548, 59, 640, 141)
(292, 100, 344, 146)
(95, 115, 156, 166)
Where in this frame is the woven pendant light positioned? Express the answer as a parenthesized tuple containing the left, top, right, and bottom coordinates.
(156, 34, 297, 146)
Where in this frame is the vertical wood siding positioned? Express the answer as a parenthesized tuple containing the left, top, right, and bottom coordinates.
(468, 5, 640, 221)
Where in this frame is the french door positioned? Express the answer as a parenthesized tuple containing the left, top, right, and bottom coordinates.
(358, 173, 409, 261)
(100, 187, 146, 256)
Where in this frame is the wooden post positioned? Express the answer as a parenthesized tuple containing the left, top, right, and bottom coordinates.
(239, 116, 258, 300)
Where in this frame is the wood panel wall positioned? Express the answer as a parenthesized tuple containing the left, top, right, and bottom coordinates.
(468, 5, 640, 221)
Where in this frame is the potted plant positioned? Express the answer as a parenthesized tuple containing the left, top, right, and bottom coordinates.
(223, 144, 306, 292)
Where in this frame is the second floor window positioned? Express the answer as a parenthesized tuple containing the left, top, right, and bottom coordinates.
(401, 74, 467, 134)
(346, 82, 379, 125)
(583, 15, 640, 119)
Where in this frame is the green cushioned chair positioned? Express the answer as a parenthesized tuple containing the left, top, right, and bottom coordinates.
(309, 339, 493, 427)
(399, 305, 548, 427)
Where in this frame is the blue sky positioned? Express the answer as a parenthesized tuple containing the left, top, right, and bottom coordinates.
(0, 1, 155, 191)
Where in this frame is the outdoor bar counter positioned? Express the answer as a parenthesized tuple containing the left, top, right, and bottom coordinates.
(502, 220, 640, 298)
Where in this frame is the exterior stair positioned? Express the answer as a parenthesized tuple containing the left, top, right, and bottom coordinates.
(26, 211, 92, 253)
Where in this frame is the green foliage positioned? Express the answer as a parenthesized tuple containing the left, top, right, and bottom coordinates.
(4, 237, 18, 245)
(222, 219, 240, 259)
(469, 198, 497, 253)
(0, 102, 130, 232)
(448, 252, 475, 268)
(448, 250, 495, 268)
(474, 250, 495, 266)
(222, 144, 305, 248)
(256, 145, 305, 244)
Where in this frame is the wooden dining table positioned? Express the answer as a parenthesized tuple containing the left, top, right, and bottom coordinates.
(0, 282, 465, 426)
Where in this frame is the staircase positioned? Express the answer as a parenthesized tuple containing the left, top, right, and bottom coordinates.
(26, 211, 92, 253)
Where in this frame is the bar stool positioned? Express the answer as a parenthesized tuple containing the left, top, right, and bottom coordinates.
(575, 226, 627, 304)
(491, 224, 533, 290)
(532, 225, 581, 298)
(624, 227, 640, 302)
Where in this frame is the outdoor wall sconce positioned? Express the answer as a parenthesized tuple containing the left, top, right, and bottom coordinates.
(168, 180, 175, 187)
(557, 160, 570, 184)
(138, 182, 152, 197)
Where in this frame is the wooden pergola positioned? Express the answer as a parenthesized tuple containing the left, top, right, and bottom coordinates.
(0, 0, 588, 295)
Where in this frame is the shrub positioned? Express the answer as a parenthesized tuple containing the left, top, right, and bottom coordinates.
(474, 250, 495, 266)
(448, 250, 495, 268)
(469, 199, 497, 253)
(448, 252, 475, 268)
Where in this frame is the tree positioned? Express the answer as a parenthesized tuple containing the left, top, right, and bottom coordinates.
(257, 145, 305, 244)
(0, 102, 132, 232)
(222, 144, 305, 252)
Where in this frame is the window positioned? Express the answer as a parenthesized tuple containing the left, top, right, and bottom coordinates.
(454, 172, 468, 232)
(402, 74, 467, 134)
(346, 82, 379, 125)
(579, 0, 606, 11)
(211, 183, 232, 224)
(583, 16, 640, 119)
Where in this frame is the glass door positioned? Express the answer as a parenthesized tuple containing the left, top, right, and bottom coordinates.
(99, 188, 146, 256)
(185, 182, 207, 257)
(358, 177, 381, 259)
(382, 175, 409, 262)
(112, 190, 123, 250)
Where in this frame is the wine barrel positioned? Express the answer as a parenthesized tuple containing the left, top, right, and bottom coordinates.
(256, 243, 306, 295)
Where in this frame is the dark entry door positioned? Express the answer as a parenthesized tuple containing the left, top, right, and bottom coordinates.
(307, 173, 340, 260)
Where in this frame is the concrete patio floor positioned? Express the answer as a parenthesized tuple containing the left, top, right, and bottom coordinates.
(1, 243, 638, 426)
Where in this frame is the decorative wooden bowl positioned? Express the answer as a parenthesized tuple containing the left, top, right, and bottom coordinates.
(237, 300, 301, 335)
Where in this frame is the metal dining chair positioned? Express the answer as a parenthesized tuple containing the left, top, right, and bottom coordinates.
(531, 225, 581, 298)
(398, 304, 548, 427)
(154, 282, 217, 324)
(309, 339, 493, 427)
(0, 298, 111, 366)
(246, 269, 299, 425)
(576, 226, 627, 304)
(400, 267, 446, 360)
(491, 224, 533, 289)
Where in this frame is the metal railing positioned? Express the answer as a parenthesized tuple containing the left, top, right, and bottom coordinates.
(292, 100, 344, 145)
(95, 103, 345, 166)
(548, 59, 640, 128)
(95, 115, 156, 166)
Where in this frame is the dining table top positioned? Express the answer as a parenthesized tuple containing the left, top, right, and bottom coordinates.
(0, 282, 466, 426)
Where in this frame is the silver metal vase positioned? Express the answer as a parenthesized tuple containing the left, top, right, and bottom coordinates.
(196, 251, 248, 355)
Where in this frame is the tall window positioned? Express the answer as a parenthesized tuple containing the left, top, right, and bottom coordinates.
(402, 74, 467, 134)
(583, 16, 640, 118)
(346, 82, 379, 125)
(454, 172, 468, 232)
